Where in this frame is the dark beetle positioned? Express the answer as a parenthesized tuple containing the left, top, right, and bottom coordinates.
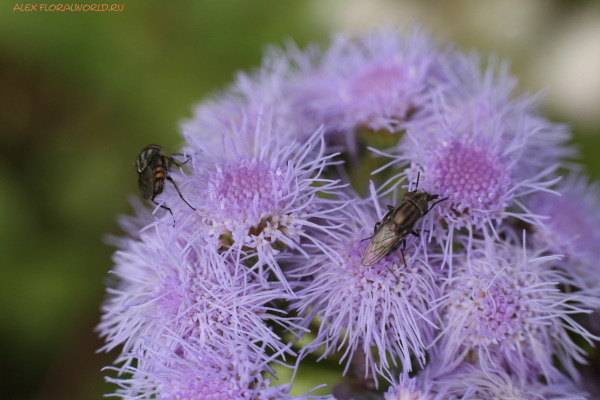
(361, 173, 447, 266)
(136, 144, 196, 217)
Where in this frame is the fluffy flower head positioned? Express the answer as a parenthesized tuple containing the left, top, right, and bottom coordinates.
(184, 119, 345, 290)
(529, 174, 600, 289)
(107, 339, 324, 400)
(292, 196, 440, 381)
(98, 232, 294, 361)
(378, 54, 564, 242)
(384, 373, 443, 400)
(431, 363, 588, 400)
(181, 54, 294, 154)
(434, 235, 600, 383)
(321, 29, 437, 133)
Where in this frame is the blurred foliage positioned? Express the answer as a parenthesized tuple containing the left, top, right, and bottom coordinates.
(1, 1, 600, 400)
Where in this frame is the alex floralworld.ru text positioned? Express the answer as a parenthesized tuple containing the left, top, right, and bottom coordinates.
(14, 4, 123, 11)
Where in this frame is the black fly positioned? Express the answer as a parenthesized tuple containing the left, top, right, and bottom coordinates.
(136, 144, 196, 218)
(361, 173, 447, 267)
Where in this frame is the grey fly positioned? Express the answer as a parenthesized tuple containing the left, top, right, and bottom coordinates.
(360, 173, 447, 266)
(136, 144, 196, 218)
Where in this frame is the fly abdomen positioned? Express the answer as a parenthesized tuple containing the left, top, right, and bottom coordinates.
(389, 201, 422, 232)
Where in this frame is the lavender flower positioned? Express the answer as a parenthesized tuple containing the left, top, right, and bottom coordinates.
(374, 53, 567, 250)
(291, 194, 440, 381)
(432, 234, 600, 384)
(106, 337, 328, 400)
(98, 234, 296, 361)
(281, 29, 440, 154)
(384, 373, 445, 400)
(181, 54, 295, 154)
(320, 29, 438, 133)
(529, 173, 600, 289)
(182, 118, 346, 291)
(430, 363, 588, 400)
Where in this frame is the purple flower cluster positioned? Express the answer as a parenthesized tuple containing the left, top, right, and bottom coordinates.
(99, 28, 600, 399)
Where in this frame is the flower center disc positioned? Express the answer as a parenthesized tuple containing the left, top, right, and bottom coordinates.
(209, 159, 285, 217)
(428, 141, 508, 211)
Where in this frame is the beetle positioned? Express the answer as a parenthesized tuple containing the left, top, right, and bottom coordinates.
(136, 144, 196, 217)
(360, 173, 447, 267)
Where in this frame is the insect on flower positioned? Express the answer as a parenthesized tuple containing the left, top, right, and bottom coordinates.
(136, 144, 196, 217)
(361, 173, 447, 267)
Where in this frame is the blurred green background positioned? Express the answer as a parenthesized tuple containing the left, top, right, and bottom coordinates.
(1, 1, 600, 399)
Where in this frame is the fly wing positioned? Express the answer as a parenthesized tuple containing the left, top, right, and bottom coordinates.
(360, 223, 403, 266)
(138, 165, 155, 200)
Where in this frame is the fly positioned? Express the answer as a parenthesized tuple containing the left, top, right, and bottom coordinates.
(136, 144, 196, 219)
(360, 173, 447, 267)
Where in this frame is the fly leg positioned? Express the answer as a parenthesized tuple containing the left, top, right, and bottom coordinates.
(361, 221, 381, 242)
(168, 155, 192, 168)
(424, 197, 449, 215)
(166, 155, 196, 211)
(400, 239, 407, 267)
(362, 205, 394, 242)
(151, 196, 176, 226)
(150, 197, 173, 216)
(373, 221, 382, 234)
(166, 176, 196, 211)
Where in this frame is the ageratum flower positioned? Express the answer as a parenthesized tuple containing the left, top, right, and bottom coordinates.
(322, 29, 438, 133)
(180, 53, 295, 154)
(183, 118, 346, 292)
(432, 234, 600, 384)
(98, 230, 296, 362)
(291, 193, 440, 381)
(374, 53, 568, 250)
(529, 173, 600, 290)
(384, 373, 445, 400)
(106, 337, 328, 400)
(282, 29, 440, 153)
(424, 51, 573, 177)
(431, 363, 588, 400)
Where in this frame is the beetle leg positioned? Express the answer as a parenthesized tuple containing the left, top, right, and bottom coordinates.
(167, 176, 196, 211)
